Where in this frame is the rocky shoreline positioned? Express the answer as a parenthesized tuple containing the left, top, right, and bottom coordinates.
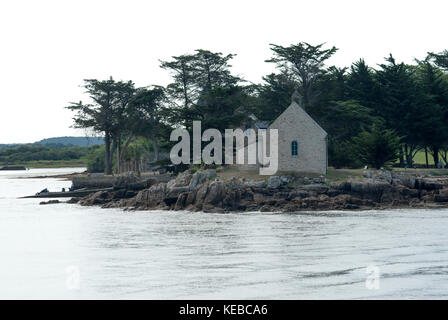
(61, 169, 448, 213)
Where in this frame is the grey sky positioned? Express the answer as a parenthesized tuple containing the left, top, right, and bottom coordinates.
(0, 0, 446, 143)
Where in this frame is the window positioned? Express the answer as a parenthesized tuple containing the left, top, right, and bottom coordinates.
(291, 140, 298, 156)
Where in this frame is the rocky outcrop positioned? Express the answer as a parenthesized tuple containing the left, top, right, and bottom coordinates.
(71, 170, 448, 213)
(39, 200, 60, 205)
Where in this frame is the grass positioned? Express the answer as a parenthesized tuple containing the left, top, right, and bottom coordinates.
(399, 150, 444, 165)
(216, 166, 267, 181)
(217, 166, 366, 183)
(326, 168, 364, 181)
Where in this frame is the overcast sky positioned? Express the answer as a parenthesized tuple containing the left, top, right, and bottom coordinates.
(0, 0, 446, 143)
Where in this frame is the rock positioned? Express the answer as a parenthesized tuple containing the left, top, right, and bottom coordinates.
(185, 189, 197, 206)
(350, 181, 392, 202)
(67, 197, 80, 204)
(267, 176, 282, 188)
(188, 169, 215, 190)
(397, 176, 417, 189)
(260, 205, 272, 212)
(331, 181, 351, 192)
(363, 170, 372, 179)
(114, 171, 139, 188)
(204, 181, 225, 205)
(254, 180, 266, 188)
(312, 177, 323, 184)
(377, 170, 392, 183)
(399, 187, 419, 198)
(434, 189, 448, 202)
(174, 192, 188, 210)
(70, 167, 448, 213)
(280, 176, 290, 184)
(418, 179, 444, 191)
(166, 186, 190, 199)
(167, 171, 192, 190)
(344, 204, 360, 210)
(90, 172, 105, 177)
(132, 183, 167, 208)
(39, 200, 60, 205)
(78, 191, 113, 206)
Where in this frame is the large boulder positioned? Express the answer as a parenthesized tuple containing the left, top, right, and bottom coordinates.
(434, 189, 448, 202)
(188, 169, 216, 190)
(267, 176, 282, 188)
(417, 179, 444, 191)
(167, 171, 192, 189)
(204, 181, 226, 205)
(78, 190, 113, 206)
(133, 182, 167, 208)
(114, 171, 139, 188)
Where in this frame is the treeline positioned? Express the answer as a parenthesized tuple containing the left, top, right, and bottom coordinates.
(67, 43, 448, 173)
(0, 144, 97, 163)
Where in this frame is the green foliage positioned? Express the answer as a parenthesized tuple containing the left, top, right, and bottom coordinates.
(352, 126, 402, 169)
(62, 44, 448, 171)
(187, 86, 251, 132)
(328, 138, 362, 169)
(252, 72, 296, 121)
(0, 144, 91, 164)
(86, 145, 105, 173)
(320, 100, 381, 141)
(160, 49, 242, 126)
(266, 42, 338, 109)
(429, 50, 448, 71)
(66, 77, 137, 174)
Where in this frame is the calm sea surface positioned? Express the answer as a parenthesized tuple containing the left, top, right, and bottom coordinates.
(1, 168, 448, 299)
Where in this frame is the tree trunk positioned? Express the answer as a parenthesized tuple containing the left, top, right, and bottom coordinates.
(110, 137, 117, 174)
(399, 147, 405, 167)
(431, 146, 440, 167)
(152, 136, 159, 162)
(404, 144, 410, 167)
(425, 147, 429, 168)
(116, 135, 121, 174)
(441, 150, 448, 164)
(119, 134, 134, 172)
(104, 132, 112, 175)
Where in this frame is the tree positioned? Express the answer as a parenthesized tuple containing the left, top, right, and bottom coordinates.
(109, 80, 137, 173)
(375, 55, 424, 167)
(66, 78, 136, 174)
(353, 126, 402, 169)
(160, 49, 241, 126)
(190, 86, 251, 132)
(193, 49, 241, 93)
(429, 50, 448, 71)
(266, 42, 338, 110)
(415, 58, 448, 165)
(346, 59, 379, 110)
(125, 86, 168, 164)
(253, 71, 297, 121)
(320, 100, 380, 141)
(160, 54, 197, 112)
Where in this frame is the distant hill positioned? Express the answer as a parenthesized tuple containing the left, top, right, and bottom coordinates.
(36, 136, 104, 147)
(0, 136, 104, 149)
(0, 144, 19, 150)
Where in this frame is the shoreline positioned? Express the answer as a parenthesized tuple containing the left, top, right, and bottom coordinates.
(46, 169, 448, 213)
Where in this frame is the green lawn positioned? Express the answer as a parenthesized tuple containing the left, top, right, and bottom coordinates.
(412, 150, 435, 165)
